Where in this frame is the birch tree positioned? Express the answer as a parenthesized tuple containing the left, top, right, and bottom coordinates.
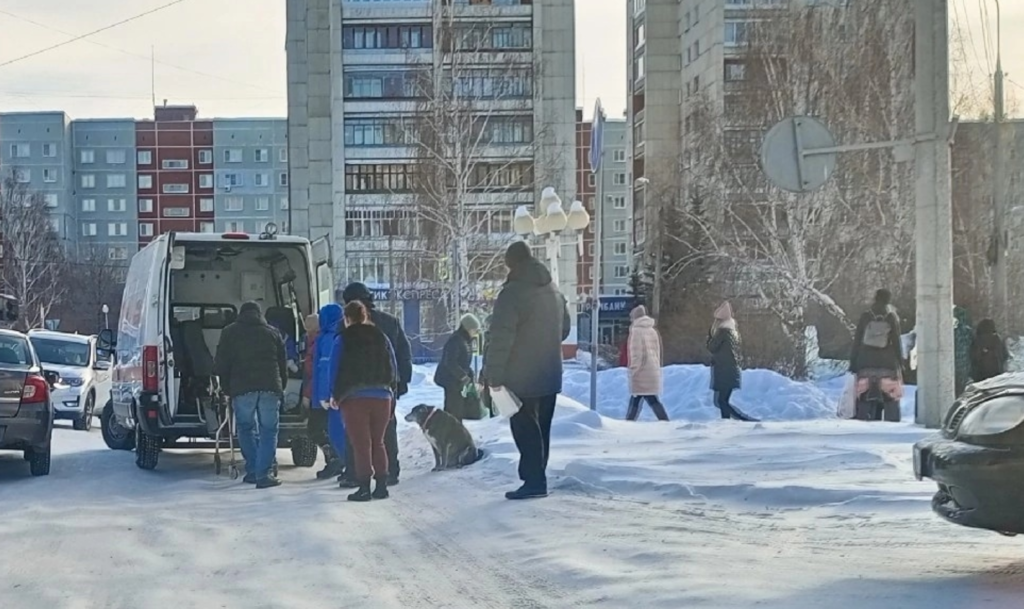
(0, 171, 69, 329)
(673, 2, 915, 371)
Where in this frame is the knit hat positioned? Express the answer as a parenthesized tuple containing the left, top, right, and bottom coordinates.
(505, 241, 533, 269)
(713, 301, 733, 321)
(341, 282, 373, 305)
(630, 305, 648, 321)
(460, 313, 482, 332)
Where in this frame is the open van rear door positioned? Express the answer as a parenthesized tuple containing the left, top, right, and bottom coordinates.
(156, 234, 181, 419)
(311, 236, 333, 310)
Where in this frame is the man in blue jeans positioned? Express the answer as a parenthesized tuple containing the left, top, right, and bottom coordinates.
(214, 301, 289, 488)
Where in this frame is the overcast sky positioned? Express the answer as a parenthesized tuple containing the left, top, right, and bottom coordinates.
(0, 0, 1020, 124)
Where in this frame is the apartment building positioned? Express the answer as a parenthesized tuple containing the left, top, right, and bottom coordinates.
(0, 107, 287, 262)
(287, 0, 577, 339)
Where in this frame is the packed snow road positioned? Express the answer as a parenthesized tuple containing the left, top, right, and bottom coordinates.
(4, 406, 1024, 607)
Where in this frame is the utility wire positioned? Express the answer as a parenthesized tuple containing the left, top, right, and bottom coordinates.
(0, 7, 279, 95)
(0, 0, 193, 69)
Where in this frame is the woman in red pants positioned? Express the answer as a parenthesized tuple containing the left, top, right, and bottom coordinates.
(331, 301, 398, 502)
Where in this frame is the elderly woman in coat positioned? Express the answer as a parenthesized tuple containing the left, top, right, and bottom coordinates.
(625, 305, 670, 421)
(707, 301, 758, 422)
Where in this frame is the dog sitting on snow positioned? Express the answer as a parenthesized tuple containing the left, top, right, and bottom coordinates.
(404, 404, 483, 471)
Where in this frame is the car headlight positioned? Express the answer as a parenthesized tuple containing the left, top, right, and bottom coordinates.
(957, 395, 1024, 437)
(63, 377, 84, 388)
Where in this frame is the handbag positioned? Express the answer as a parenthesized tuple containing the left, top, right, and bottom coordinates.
(461, 382, 485, 420)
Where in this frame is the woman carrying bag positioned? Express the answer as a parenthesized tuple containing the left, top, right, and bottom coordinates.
(435, 314, 483, 420)
(707, 301, 758, 422)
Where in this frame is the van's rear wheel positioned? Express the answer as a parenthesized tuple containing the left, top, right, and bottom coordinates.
(291, 436, 318, 468)
(135, 428, 161, 470)
(101, 401, 134, 451)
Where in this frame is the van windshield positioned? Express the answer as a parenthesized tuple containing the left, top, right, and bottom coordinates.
(31, 338, 90, 368)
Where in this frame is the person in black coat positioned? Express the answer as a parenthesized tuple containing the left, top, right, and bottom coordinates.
(341, 282, 412, 486)
(707, 301, 757, 422)
(435, 314, 482, 420)
(850, 289, 903, 375)
(483, 241, 570, 500)
(970, 318, 1010, 382)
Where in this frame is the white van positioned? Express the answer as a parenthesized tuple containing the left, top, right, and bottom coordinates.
(97, 229, 332, 471)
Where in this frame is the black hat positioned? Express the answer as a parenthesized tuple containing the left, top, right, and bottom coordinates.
(505, 241, 533, 269)
(239, 301, 262, 316)
(342, 282, 373, 305)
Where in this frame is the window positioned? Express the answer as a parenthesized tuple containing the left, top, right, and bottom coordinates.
(14, 169, 30, 183)
(106, 149, 126, 164)
(453, 69, 533, 99)
(43, 168, 57, 183)
(43, 194, 58, 208)
(614, 265, 630, 278)
(279, 148, 288, 163)
(10, 143, 30, 158)
(613, 242, 628, 256)
(199, 174, 214, 189)
(255, 197, 270, 211)
(199, 222, 215, 233)
(725, 60, 747, 82)
(80, 149, 95, 164)
(611, 196, 627, 209)
(343, 70, 424, 99)
(613, 219, 627, 233)
(162, 207, 189, 218)
(344, 164, 417, 193)
(107, 174, 127, 188)
(107, 222, 128, 237)
(221, 173, 242, 188)
(613, 149, 627, 162)
(163, 159, 188, 170)
(344, 118, 412, 147)
(199, 198, 214, 213)
(634, 23, 645, 49)
(81, 223, 97, 237)
(82, 199, 96, 212)
(225, 197, 244, 212)
(198, 149, 213, 165)
(108, 247, 128, 261)
(137, 150, 152, 165)
(163, 183, 190, 194)
(224, 149, 243, 163)
(255, 149, 270, 163)
(139, 223, 154, 237)
(587, 174, 596, 187)
(279, 172, 289, 187)
(467, 162, 533, 191)
(107, 198, 127, 212)
(342, 24, 433, 50)
(138, 198, 154, 213)
(254, 173, 270, 187)
(484, 116, 534, 144)
(634, 55, 645, 81)
(138, 175, 153, 189)
(42, 143, 57, 158)
(280, 197, 290, 210)
(226, 221, 245, 233)
(613, 173, 627, 186)
(456, 23, 532, 51)
(725, 20, 750, 46)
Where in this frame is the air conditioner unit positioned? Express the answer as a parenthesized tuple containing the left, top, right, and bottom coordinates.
(223, 185, 232, 192)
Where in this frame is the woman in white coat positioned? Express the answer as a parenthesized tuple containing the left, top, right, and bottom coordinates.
(625, 305, 670, 421)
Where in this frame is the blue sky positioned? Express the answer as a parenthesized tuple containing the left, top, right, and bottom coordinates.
(0, 0, 1017, 123)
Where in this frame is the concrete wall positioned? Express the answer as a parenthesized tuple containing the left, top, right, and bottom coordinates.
(71, 119, 140, 259)
(212, 119, 289, 234)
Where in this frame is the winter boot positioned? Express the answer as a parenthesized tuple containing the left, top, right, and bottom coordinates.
(347, 480, 372, 502)
(505, 484, 548, 500)
(372, 476, 389, 500)
(317, 446, 344, 480)
(256, 474, 282, 489)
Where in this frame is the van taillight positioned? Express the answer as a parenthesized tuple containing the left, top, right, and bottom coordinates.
(21, 375, 48, 404)
(221, 232, 250, 240)
(143, 346, 159, 392)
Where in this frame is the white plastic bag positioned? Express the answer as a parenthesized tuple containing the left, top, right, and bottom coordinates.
(491, 388, 522, 418)
(837, 373, 857, 419)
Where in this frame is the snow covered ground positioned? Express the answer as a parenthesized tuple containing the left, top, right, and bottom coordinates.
(3, 364, 1024, 608)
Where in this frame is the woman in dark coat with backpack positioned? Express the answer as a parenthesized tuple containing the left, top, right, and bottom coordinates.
(707, 301, 757, 422)
(434, 314, 481, 420)
(970, 318, 1009, 382)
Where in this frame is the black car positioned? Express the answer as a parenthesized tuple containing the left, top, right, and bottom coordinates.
(0, 329, 59, 476)
(914, 372, 1024, 536)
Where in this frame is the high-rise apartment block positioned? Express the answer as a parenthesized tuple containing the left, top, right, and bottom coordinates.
(0, 106, 288, 262)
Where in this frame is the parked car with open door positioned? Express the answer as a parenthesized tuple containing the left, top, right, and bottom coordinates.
(0, 329, 60, 476)
(97, 228, 333, 472)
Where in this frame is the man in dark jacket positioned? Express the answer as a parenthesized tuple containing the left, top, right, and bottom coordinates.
(850, 289, 903, 375)
(483, 241, 570, 500)
(341, 282, 412, 486)
(214, 301, 288, 488)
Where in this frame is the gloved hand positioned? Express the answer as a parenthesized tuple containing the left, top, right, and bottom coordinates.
(397, 381, 409, 398)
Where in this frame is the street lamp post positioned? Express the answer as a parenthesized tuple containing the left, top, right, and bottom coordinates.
(101, 304, 109, 330)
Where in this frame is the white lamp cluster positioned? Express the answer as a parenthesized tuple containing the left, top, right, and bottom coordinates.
(512, 187, 591, 289)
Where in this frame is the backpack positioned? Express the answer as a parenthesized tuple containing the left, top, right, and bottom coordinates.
(861, 314, 891, 349)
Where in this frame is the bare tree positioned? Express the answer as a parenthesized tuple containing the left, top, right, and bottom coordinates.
(0, 171, 69, 329)
(68, 246, 127, 333)
(403, 2, 545, 329)
(670, 2, 916, 373)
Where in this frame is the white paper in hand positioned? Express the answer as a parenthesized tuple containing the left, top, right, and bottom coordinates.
(491, 388, 522, 418)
